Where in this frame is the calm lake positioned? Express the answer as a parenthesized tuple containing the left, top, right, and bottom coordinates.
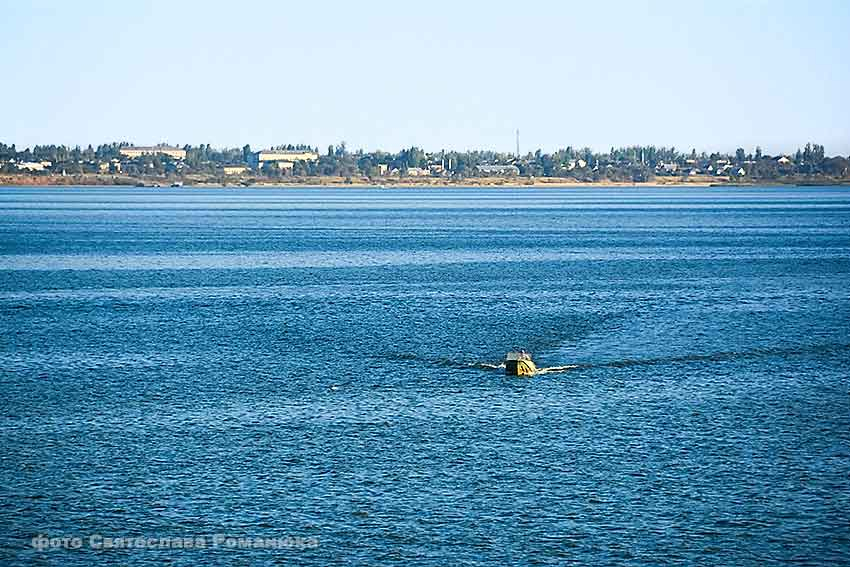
(1, 186, 848, 565)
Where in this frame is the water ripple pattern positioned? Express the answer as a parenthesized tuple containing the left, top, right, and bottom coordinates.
(1, 186, 848, 565)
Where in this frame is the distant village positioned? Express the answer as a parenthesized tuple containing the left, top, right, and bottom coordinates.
(1, 141, 848, 186)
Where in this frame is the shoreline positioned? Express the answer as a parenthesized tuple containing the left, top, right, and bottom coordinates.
(1, 173, 847, 188)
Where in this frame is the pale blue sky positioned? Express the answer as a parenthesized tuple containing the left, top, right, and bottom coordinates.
(2, 0, 849, 155)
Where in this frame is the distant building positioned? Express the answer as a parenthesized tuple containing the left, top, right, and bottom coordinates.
(405, 167, 429, 177)
(375, 164, 388, 176)
(475, 164, 520, 176)
(222, 165, 249, 176)
(16, 161, 51, 172)
(98, 160, 121, 173)
(120, 146, 186, 160)
(777, 156, 791, 165)
(737, 167, 746, 176)
(253, 149, 319, 170)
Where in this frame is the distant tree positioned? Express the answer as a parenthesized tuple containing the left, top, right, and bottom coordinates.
(242, 144, 252, 164)
(755, 146, 763, 161)
(318, 154, 339, 176)
(261, 162, 279, 178)
(402, 146, 425, 168)
(821, 156, 849, 177)
(358, 156, 374, 176)
(735, 148, 746, 163)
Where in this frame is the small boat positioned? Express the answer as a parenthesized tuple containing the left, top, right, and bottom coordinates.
(505, 350, 537, 376)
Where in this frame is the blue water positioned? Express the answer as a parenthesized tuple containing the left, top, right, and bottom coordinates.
(1, 186, 848, 565)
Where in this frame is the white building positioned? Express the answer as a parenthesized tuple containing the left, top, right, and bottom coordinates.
(254, 149, 319, 170)
(16, 161, 52, 172)
(120, 146, 186, 160)
(475, 164, 520, 176)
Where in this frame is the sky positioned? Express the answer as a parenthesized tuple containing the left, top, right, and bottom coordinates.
(2, 0, 849, 156)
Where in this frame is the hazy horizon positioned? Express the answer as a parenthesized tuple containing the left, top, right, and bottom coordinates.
(3, 0, 849, 156)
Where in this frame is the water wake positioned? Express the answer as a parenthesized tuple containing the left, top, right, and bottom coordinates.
(535, 365, 579, 374)
(583, 342, 850, 370)
(376, 342, 849, 377)
(476, 362, 506, 370)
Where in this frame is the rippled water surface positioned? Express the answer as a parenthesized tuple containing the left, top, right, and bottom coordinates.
(1, 186, 848, 565)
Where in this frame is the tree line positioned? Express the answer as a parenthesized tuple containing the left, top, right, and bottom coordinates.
(1, 141, 847, 181)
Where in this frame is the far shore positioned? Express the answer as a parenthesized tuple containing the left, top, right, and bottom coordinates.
(1, 173, 847, 188)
